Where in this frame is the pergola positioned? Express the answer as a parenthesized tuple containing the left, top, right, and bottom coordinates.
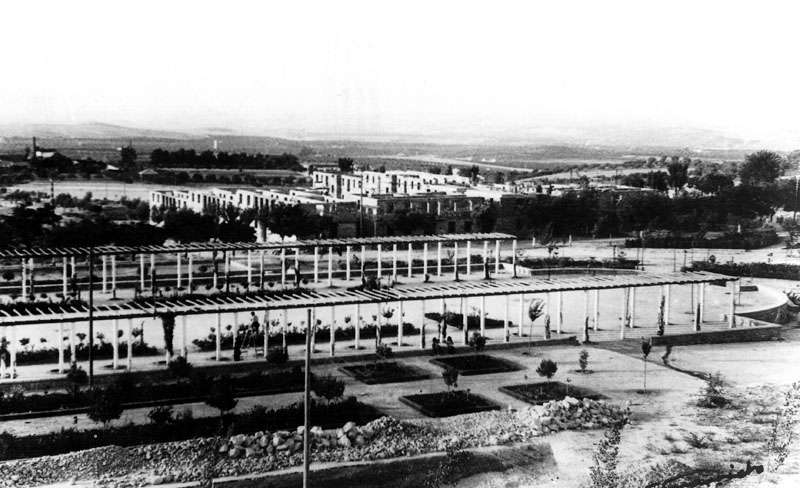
(0, 269, 737, 378)
(1, 232, 517, 296)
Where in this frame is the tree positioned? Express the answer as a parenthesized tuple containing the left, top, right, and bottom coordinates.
(312, 373, 346, 403)
(536, 358, 558, 385)
(442, 367, 459, 396)
(740, 150, 784, 186)
(159, 312, 176, 359)
(468, 332, 486, 363)
(579, 349, 589, 373)
(120, 144, 138, 171)
(666, 161, 689, 190)
(694, 172, 734, 194)
(167, 355, 193, 378)
(641, 338, 652, 393)
(656, 296, 665, 337)
(87, 385, 123, 428)
(66, 362, 88, 399)
(205, 375, 238, 421)
(527, 299, 545, 347)
(337, 158, 355, 173)
(1, 270, 14, 283)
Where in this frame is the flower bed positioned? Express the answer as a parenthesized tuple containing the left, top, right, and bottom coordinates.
(0, 367, 306, 417)
(499, 381, 602, 405)
(340, 361, 431, 385)
(0, 397, 381, 461)
(430, 354, 521, 376)
(399, 390, 501, 417)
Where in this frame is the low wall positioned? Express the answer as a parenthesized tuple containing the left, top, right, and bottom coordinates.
(651, 325, 782, 347)
(735, 284, 791, 325)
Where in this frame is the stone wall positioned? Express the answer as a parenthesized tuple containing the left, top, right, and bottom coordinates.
(651, 325, 782, 347)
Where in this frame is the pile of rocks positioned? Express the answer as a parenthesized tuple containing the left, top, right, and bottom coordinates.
(221, 421, 375, 459)
(517, 396, 630, 434)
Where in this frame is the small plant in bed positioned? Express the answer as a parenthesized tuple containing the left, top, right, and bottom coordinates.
(499, 381, 602, 405)
(430, 354, 519, 376)
(399, 368, 501, 418)
(340, 361, 430, 385)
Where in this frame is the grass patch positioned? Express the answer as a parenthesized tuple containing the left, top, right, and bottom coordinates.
(399, 390, 501, 418)
(430, 354, 520, 376)
(339, 362, 430, 385)
(499, 382, 602, 405)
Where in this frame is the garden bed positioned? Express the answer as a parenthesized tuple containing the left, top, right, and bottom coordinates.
(430, 354, 521, 376)
(340, 361, 431, 385)
(399, 390, 501, 417)
(0, 397, 382, 461)
(499, 381, 602, 405)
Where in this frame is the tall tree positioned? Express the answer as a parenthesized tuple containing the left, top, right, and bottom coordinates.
(666, 161, 689, 190)
(739, 150, 784, 186)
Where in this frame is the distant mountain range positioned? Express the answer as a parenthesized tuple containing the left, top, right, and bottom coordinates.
(0, 122, 197, 140)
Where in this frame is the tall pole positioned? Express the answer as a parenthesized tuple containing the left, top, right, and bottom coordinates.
(303, 308, 312, 488)
(88, 247, 95, 387)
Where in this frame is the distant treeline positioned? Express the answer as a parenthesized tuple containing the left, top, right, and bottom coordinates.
(149, 149, 303, 171)
(625, 231, 781, 250)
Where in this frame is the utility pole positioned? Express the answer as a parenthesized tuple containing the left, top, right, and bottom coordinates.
(88, 247, 95, 387)
(303, 308, 312, 488)
(794, 176, 799, 222)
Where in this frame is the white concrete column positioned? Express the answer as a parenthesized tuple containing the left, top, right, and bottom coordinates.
(377, 244, 383, 278)
(423, 243, 429, 277)
(419, 300, 426, 349)
(102, 255, 108, 294)
(313, 247, 319, 283)
(176, 253, 182, 288)
(151, 254, 156, 289)
(112, 319, 119, 370)
(504, 295, 510, 342)
(181, 315, 188, 357)
(20, 258, 27, 297)
(28, 258, 33, 297)
(397, 300, 404, 346)
(699, 283, 706, 323)
(728, 281, 736, 328)
(556, 291, 563, 334)
(407, 243, 413, 278)
(437, 242, 443, 276)
(620, 288, 628, 338)
(294, 247, 300, 273)
(461, 297, 468, 345)
(593, 289, 600, 331)
(453, 242, 459, 279)
(354, 303, 361, 350)
(465, 241, 472, 276)
(259, 250, 265, 288)
(310, 308, 317, 352)
(126, 319, 133, 370)
(629, 287, 636, 328)
(57, 321, 65, 373)
(188, 254, 194, 290)
(518, 294, 525, 337)
(224, 253, 230, 288)
(665, 284, 671, 325)
(246, 251, 252, 286)
(345, 246, 352, 281)
(392, 244, 398, 281)
(483, 241, 489, 273)
(140, 254, 146, 290)
(281, 248, 287, 285)
(494, 240, 501, 274)
(215, 311, 222, 361)
(62, 257, 69, 297)
(327, 246, 333, 287)
(330, 305, 336, 356)
(480, 295, 486, 335)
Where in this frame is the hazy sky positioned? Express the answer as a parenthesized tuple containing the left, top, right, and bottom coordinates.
(2, 1, 799, 145)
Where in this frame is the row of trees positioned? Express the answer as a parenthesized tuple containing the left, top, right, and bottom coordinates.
(149, 149, 303, 171)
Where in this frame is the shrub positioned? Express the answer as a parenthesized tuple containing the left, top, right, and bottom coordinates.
(147, 405, 174, 426)
(87, 386, 123, 428)
(589, 426, 621, 488)
(423, 446, 469, 488)
(579, 349, 589, 373)
(312, 374, 346, 403)
(536, 359, 558, 384)
(266, 346, 288, 365)
(697, 372, 727, 408)
(167, 355, 193, 378)
(442, 367, 459, 393)
(468, 332, 486, 360)
(376, 343, 393, 360)
(66, 363, 88, 399)
(205, 375, 238, 419)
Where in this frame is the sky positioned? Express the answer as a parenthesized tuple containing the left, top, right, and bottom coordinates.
(1, 0, 799, 147)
